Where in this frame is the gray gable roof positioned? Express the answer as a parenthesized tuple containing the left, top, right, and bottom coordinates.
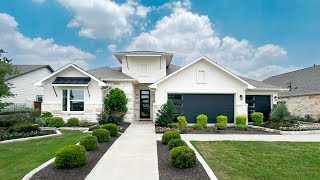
(263, 65, 320, 97)
(6, 65, 54, 80)
(87, 66, 134, 80)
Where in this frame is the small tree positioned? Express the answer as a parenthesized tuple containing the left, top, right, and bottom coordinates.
(155, 100, 175, 126)
(0, 49, 18, 109)
(269, 101, 290, 122)
(104, 88, 128, 113)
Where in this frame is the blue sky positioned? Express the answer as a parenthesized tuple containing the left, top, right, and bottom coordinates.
(0, 0, 319, 80)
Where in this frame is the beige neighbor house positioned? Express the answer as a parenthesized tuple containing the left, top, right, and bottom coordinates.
(2, 65, 54, 109)
(35, 51, 286, 124)
(263, 65, 320, 119)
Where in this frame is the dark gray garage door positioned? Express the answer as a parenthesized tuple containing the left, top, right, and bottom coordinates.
(246, 95, 271, 121)
(168, 94, 234, 123)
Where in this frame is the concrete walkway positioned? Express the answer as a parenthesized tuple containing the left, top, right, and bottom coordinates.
(156, 134, 320, 142)
(86, 122, 158, 180)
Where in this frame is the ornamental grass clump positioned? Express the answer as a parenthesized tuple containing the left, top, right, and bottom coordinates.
(54, 145, 87, 168)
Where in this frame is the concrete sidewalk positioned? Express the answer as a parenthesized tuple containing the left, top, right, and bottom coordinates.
(156, 134, 320, 142)
(86, 122, 159, 180)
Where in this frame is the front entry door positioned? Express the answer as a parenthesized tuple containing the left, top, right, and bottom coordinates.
(140, 90, 150, 118)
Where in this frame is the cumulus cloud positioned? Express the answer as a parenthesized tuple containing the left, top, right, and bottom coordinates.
(0, 13, 95, 69)
(58, 0, 150, 39)
(127, 2, 294, 80)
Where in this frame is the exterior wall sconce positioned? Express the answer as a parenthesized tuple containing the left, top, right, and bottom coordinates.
(240, 95, 243, 101)
(274, 96, 278, 100)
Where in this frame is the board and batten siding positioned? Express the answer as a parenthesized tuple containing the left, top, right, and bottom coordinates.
(2, 68, 52, 108)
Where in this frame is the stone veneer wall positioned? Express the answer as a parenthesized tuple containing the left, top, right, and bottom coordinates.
(280, 94, 320, 119)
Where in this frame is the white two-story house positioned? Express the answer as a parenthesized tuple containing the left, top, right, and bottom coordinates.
(35, 51, 285, 124)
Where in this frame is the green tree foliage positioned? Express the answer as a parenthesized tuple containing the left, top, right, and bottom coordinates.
(269, 101, 290, 122)
(0, 49, 18, 109)
(155, 100, 175, 126)
(104, 88, 128, 113)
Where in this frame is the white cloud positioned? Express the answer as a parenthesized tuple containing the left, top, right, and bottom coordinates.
(58, 0, 150, 39)
(107, 44, 117, 52)
(127, 2, 292, 80)
(0, 13, 95, 69)
(32, 0, 46, 4)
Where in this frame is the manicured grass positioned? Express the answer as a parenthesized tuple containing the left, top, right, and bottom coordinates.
(192, 141, 320, 180)
(0, 130, 88, 180)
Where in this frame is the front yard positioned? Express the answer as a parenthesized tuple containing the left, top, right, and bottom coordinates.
(0, 130, 88, 180)
(192, 141, 320, 180)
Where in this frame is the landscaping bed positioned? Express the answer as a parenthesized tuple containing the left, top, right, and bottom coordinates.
(157, 141, 210, 180)
(30, 123, 130, 180)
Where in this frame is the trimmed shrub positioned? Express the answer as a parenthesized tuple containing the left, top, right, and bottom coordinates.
(98, 112, 126, 125)
(216, 115, 228, 130)
(269, 101, 290, 122)
(235, 125, 248, 131)
(155, 101, 175, 126)
(0, 109, 40, 125)
(54, 145, 87, 168)
(196, 114, 208, 128)
(0, 131, 48, 141)
(80, 136, 98, 151)
(0, 120, 15, 127)
(40, 111, 53, 120)
(170, 146, 197, 168)
(192, 123, 204, 130)
(8, 124, 39, 133)
(67, 118, 80, 127)
(236, 115, 247, 125)
(177, 116, 187, 128)
(101, 123, 118, 136)
(78, 120, 92, 127)
(168, 138, 186, 149)
(104, 88, 128, 113)
(47, 117, 64, 127)
(92, 128, 110, 143)
(162, 130, 181, 144)
(168, 123, 179, 128)
(251, 112, 264, 126)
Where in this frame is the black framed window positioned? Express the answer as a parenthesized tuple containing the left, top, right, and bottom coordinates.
(62, 89, 84, 111)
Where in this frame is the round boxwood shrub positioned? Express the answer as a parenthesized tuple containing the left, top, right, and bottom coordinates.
(236, 115, 247, 125)
(251, 112, 264, 126)
(47, 117, 65, 127)
(170, 146, 197, 168)
(168, 138, 186, 149)
(162, 130, 181, 144)
(92, 128, 110, 143)
(101, 123, 118, 136)
(80, 136, 98, 151)
(54, 145, 87, 168)
(66, 118, 80, 127)
(196, 114, 208, 128)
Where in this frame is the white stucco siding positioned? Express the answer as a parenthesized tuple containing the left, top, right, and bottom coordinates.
(2, 68, 52, 108)
(153, 60, 248, 122)
(121, 56, 166, 83)
(42, 66, 104, 122)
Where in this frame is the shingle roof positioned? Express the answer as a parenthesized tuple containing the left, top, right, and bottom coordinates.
(166, 64, 181, 75)
(6, 65, 54, 80)
(263, 65, 320, 97)
(87, 66, 134, 80)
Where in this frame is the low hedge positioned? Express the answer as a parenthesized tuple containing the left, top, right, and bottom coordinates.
(101, 123, 118, 136)
(170, 146, 197, 168)
(0, 109, 40, 126)
(162, 130, 181, 144)
(55, 145, 87, 168)
(216, 115, 228, 130)
(8, 124, 39, 133)
(168, 138, 186, 149)
(47, 117, 65, 127)
(197, 114, 208, 128)
(80, 136, 98, 151)
(92, 128, 110, 143)
(67, 118, 80, 127)
(0, 131, 48, 141)
(251, 112, 264, 126)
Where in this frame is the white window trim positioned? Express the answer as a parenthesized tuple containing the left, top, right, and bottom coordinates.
(62, 89, 85, 112)
(197, 68, 206, 84)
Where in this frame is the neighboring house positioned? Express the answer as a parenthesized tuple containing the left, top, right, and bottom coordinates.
(35, 51, 285, 124)
(3, 65, 54, 109)
(263, 65, 320, 118)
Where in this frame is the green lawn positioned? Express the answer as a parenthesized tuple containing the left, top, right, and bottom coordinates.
(192, 141, 320, 180)
(0, 130, 88, 180)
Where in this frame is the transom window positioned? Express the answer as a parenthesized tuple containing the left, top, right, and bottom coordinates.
(62, 89, 84, 111)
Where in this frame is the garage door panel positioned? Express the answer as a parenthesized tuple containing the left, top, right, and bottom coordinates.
(169, 94, 234, 123)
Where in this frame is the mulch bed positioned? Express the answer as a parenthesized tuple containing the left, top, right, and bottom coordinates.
(31, 123, 131, 180)
(157, 141, 210, 180)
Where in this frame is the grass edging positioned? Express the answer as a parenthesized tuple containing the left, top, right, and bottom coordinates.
(0, 129, 62, 144)
(186, 141, 218, 180)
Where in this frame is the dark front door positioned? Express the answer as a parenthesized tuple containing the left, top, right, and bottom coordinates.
(246, 95, 271, 121)
(140, 90, 150, 118)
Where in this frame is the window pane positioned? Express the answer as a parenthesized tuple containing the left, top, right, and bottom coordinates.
(62, 89, 67, 111)
(70, 89, 84, 100)
(70, 101, 84, 111)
